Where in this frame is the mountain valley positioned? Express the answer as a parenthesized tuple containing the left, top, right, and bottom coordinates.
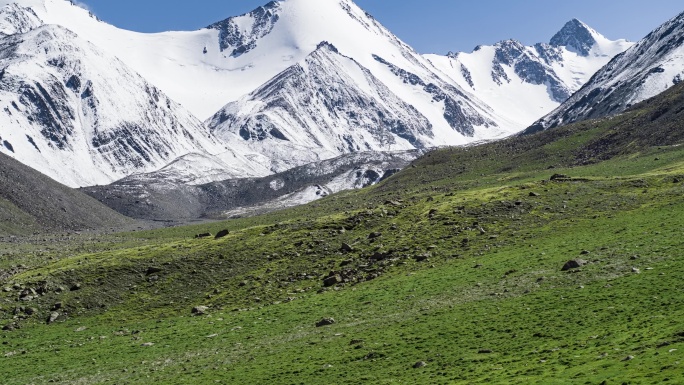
(1, 1, 684, 384)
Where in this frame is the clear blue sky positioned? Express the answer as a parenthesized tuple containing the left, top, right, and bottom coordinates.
(77, 0, 683, 54)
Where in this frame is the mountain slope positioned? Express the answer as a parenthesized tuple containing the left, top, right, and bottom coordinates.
(424, 19, 632, 129)
(207, 42, 486, 172)
(527, 11, 684, 132)
(83, 150, 421, 221)
(0, 15, 267, 187)
(0, 151, 132, 235)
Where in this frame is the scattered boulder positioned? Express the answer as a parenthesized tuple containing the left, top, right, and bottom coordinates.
(561, 259, 587, 271)
(632, 267, 641, 274)
(478, 349, 493, 354)
(529, 192, 540, 197)
(580, 250, 590, 255)
(316, 318, 336, 327)
(141, 342, 155, 347)
(70, 283, 82, 291)
(146, 267, 162, 276)
(622, 355, 635, 361)
(323, 275, 342, 287)
(214, 230, 230, 239)
(368, 232, 382, 240)
(52, 302, 63, 311)
(413, 361, 427, 368)
(19, 288, 36, 300)
(2, 323, 15, 331)
(340, 243, 354, 253)
(192, 306, 209, 315)
(339, 259, 353, 267)
(47, 312, 59, 324)
(194, 233, 211, 239)
(414, 254, 430, 262)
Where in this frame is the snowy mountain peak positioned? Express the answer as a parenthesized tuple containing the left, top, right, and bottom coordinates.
(550, 18, 602, 55)
(207, 0, 281, 57)
(424, 20, 632, 130)
(527, 10, 684, 132)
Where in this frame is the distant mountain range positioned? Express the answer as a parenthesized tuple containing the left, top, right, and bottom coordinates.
(0, 0, 638, 188)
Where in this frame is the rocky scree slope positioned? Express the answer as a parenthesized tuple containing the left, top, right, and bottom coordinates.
(0, 151, 132, 235)
(83, 150, 420, 221)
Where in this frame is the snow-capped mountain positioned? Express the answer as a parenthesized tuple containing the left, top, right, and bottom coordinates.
(203, 0, 517, 172)
(12, 0, 514, 170)
(207, 41, 486, 173)
(0, 4, 267, 187)
(425, 19, 632, 129)
(528, 11, 684, 132)
(0, 0, 636, 190)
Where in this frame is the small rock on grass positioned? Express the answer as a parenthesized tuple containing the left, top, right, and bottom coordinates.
(323, 275, 341, 287)
(192, 306, 209, 315)
(561, 259, 587, 271)
(413, 361, 427, 368)
(47, 312, 59, 324)
(316, 318, 335, 327)
(340, 243, 354, 253)
(622, 355, 635, 361)
(141, 342, 154, 347)
(214, 230, 230, 239)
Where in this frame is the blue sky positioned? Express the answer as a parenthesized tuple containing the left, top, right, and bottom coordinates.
(78, 0, 683, 54)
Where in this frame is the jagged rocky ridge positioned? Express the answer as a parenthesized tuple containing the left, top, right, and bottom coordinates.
(208, 42, 451, 173)
(425, 19, 632, 129)
(527, 11, 684, 133)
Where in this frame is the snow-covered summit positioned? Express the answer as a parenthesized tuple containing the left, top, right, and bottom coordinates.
(550, 18, 601, 55)
(425, 19, 632, 130)
(528, 10, 684, 132)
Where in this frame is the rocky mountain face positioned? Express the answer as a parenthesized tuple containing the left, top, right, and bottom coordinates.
(425, 19, 632, 129)
(203, 0, 509, 174)
(207, 1, 281, 58)
(83, 150, 421, 221)
(207, 42, 455, 173)
(527, 11, 684, 133)
(0, 5, 267, 187)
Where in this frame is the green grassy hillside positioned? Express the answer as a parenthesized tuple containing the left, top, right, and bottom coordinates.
(2, 84, 684, 384)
